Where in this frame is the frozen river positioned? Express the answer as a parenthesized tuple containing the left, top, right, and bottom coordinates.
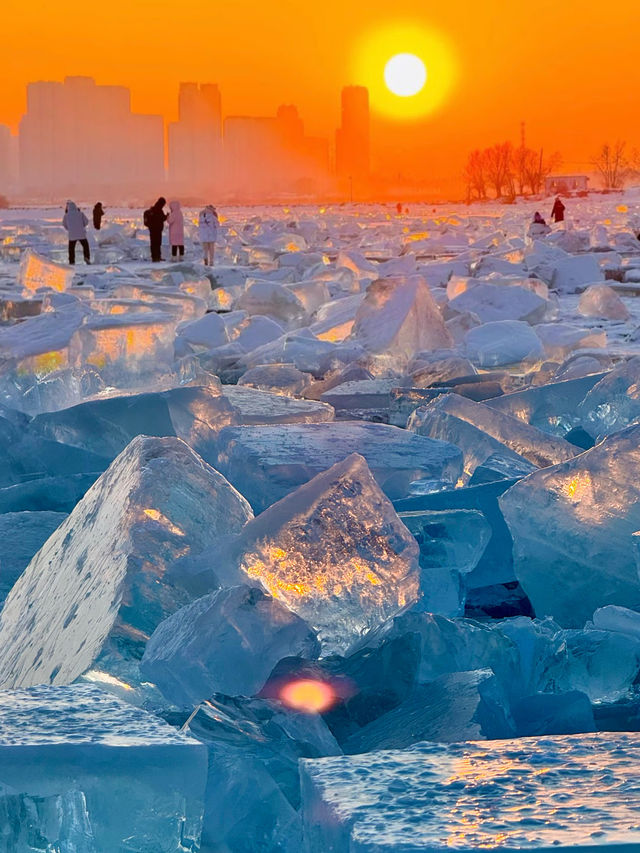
(0, 194, 639, 850)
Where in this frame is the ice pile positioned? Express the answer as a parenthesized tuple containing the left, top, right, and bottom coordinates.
(0, 197, 640, 850)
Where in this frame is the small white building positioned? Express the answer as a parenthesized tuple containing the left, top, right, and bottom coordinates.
(545, 175, 589, 195)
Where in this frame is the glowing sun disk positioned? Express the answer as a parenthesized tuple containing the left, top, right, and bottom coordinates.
(385, 53, 427, 97)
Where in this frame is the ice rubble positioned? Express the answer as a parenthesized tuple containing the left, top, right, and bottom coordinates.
(0, 435, 252, 690)
(0, 684, 207, 852)
(1, 199, 640, 850)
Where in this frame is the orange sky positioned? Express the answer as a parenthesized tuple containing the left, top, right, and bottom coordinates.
(4, 0, 639, 193)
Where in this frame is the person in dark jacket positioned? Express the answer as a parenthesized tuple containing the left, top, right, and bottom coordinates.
(533, 211, 546, 225)
(93, 202, 105, 230)
(62, 201, 90, 265)
(144, 197, 168, 262)
(551, 196, 565, 223)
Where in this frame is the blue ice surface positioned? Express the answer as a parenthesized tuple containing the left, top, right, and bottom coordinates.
(0, 683, 207, 852)
(301, 733, 640, 852)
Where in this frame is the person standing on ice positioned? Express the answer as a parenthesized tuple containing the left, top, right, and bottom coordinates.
(143, 197, 168, 262)
(62, 201, 91, 265)
(551, 196, 565, 224)
(167, 200, 185, 260)
(93, 202, 105, 230)
(198, 204, 219, 266)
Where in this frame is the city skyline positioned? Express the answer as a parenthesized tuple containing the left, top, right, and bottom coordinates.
(1, 75, 374, 203)
(4, 0, 640, 199)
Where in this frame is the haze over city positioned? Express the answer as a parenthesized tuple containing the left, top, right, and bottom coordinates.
(1, 0, 639, 201)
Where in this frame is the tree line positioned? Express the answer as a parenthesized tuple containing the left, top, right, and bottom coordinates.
(463, 139, 640, 201)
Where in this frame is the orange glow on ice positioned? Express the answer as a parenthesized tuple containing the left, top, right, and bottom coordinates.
(279, 679, 337, 713)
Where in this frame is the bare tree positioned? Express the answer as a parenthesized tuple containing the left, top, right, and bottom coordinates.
(484, 142, 514, 198)
(463, 150, 487, 201)
(523, 149, 562, 195)
(591, 141, 630, 189)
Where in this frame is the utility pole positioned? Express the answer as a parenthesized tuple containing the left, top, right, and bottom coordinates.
(349, 175, 353, 204)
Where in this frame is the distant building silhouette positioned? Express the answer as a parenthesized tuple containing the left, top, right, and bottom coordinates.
(223, 105, 329, 199)
(168, 83, 223, 196)
(0, 125, 18, 194)
(19, 76, 164, 199)
(545, 174, 589, 196)
(335, 86, 370, 181)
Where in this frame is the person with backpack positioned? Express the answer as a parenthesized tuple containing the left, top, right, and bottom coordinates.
(198, 204, 219, 266)
(93, 202, 105, 230)
(143, 197, 168, 262)
(167, 200, 185, 260)
(62, 200, 91, 265)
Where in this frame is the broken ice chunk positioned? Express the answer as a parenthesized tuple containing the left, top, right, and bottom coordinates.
(215, 422, 463, 512)
(487, 372, 605, 437)
(398, 509, 491, 616)
(0, 436, 253, 690)
(29, 384, 237, 461)
(342, 669, 514, 753)
(0, 684, 207, 852)
(592, 604, 640, 640)
(18, 249, 75, 294)
(302, 733, 640, 853)
(187, 694, 340, 853)
(217, 453, 420, 655)
(534, 322, 606, 361)
(500, 425, 640, 627)
(464, 320, 544, 367)
(141, 585, 319, 706)
(408, 392, 576, 480)
(578, 356, 640, 437)
(221, 385, 334, 425)
(349, 275, 452, 360)
(578, 283, 630, 321)
(447, 281, 550, 325)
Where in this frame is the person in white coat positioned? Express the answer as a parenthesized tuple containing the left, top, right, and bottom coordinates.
(62, 201, 91, 265)
(198, 204, 219, 266)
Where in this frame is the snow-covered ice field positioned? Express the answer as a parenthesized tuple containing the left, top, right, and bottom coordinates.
(1, 194, 640, 850)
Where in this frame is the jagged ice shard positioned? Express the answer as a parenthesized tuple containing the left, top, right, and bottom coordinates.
(500, 424, 640, 626)
(0, 435, 253, 691)
(217, 453, 420, 655)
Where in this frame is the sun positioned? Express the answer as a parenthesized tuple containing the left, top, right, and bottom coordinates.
(352, 22, 458, 119)
(384, 53, 427, 97)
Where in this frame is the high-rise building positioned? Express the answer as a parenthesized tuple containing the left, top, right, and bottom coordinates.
(168, 82, 222, 196)
(335, 86, 370, 180)
(223, 105, 330, 199)
(18, 76, 164, 199)
(0, 126, 18, 194)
